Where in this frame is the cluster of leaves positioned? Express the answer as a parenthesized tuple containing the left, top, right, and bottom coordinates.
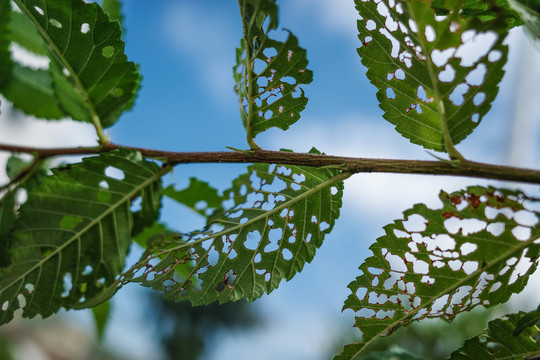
(0, 0, 538, 359)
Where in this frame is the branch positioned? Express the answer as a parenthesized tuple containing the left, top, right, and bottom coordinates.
(0, 142, 539, 184)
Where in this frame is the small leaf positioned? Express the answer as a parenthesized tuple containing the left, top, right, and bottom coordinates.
(91, 300, 111, 341)
(2, 63, 65, 119)
(449, 310, 540, 359)
(125, 158, 347, 305)
(338, 186, 540, 359)
(0, 149, 166, 325)
(355, 0, 508, 152)
(164, 178, 221, 217)
(13, 0, 140, 127)
(234, 0, 313, 138)
(132, 221, 170, 248)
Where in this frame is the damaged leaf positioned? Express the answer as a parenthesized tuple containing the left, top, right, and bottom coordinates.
(125, 156, 346, 305)
(337, 186, 540, 359)
(0, 149, 165, 324)
(355, 0, 508, 153)
(234, 0, 313, 141)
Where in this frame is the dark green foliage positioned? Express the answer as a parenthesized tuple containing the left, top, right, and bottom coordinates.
(0, 149, 164, 324)
(449, 309, 540, 359)
(164, 178, 221, 218)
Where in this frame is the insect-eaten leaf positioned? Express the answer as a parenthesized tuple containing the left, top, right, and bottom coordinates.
(0, 149, 164, 325)
(337, 186, 540, 359)
(125, 157, 346, 306)
(13, 0, 140, 127)
(449, 309, 540, 359)
(234, 0, 313, 137)
(355, 0, 508, 152)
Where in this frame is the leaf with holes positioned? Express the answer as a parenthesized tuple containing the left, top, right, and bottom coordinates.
(234, 0, 313, 139)
(449, 310, 540, 359)
(13, 0, 140, 127)
(337, 186, 540, 359)
(164, 178, 221, 218)
(125, 157, 346, 305)
(355, 0, 508, 153)
(0, 149, 165, 325)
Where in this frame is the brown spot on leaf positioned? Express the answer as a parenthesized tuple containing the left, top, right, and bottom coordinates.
(467, 194, 481, 209)
(442, 212, 462, 219)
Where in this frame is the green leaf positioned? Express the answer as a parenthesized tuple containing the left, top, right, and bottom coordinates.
(0, 149, 166, 325)
(355, 0, 508, 153)
(13, 0, 140, 128)
(10, 10, 47, 55)
(513, 304, 540, 335)
(0, 0, 12, 89)
(132, 221, 169, 248)
(2, 63, 65, 119)
(338, 186, 540, 359)
(449, 310, 540, 359)
(125, 159, 347, 305)
(432, 0, 524, 29)
(164, 178, 221, 218)
(101, 0, 123, 25)
(91, 300, 111, 341)
(234, 0, 313, 141)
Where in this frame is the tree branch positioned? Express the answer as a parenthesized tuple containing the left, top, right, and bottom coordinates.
(0, 142, 539, 184)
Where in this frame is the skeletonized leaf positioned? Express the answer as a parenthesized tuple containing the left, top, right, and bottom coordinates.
(2, 63, 65, 119)
(0, 149, 165, 325)
(234, 0, 313, 138)
(13, 0, 140, 127)
(355, 0, 508, 152)
(449, 310, 540, 359)
(125, 158, 346, 305)
(164, 178, 221, 217)
(337, 187, 540, 359)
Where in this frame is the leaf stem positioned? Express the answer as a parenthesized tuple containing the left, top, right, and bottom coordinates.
(238, 0, 261, 150)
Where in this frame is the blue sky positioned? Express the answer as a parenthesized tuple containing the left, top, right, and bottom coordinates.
(1, 1, 540, 359)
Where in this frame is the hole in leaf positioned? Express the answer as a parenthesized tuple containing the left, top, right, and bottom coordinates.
(488, 49, 502, 62)
(48, 18, 62, 28)
(366, 19, 376, 31)
(466, 63, 487, 86)
(402, 214, 427, 232)
(438, 64, 456, 82)
(61, 273, 73, 298)
(455, 30, 498, 67)
(265, 228, 282, 252)
(431, 48, 455, 67)
(282, 248, 292, 260)
(424, 25, 435, 42)
(319, 221, 330, 231)
(105, 166, 125, 180)
(512, 226, 531, 241)
(62, 68, 70, 77)
(471, 113, 480, 123)
(473, 92, 486, 106)
(34, 6, 44, 15)
(305, 233, 312, 243)
(449, 83, 469, 106)
(394, 68, 405, 80)
(254, 253, 261, 263)
(81, 23, 90, 33)
(416, 85, 429, 102)
(386, 87, 396, 99)
(99, 180, 109, 189)
(244, 230, 261, 250)
(380, 28, 399, 58)
(331, 186, 338, 195)
(82, 265, 93, 276)
(356, 287, 367, 300)
(408, 18, 418, 33)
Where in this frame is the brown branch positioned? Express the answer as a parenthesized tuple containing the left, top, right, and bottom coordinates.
(0, 142, 539, 184)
